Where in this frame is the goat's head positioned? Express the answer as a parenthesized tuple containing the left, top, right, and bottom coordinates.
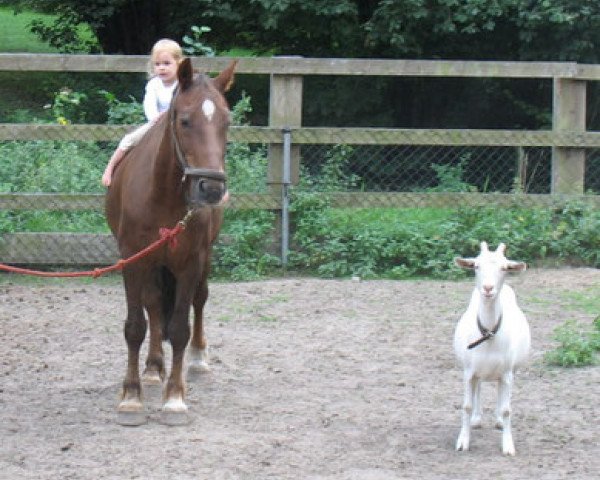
(455, 242, 526, 300)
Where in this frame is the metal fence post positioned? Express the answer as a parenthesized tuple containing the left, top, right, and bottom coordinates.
(267, 61, 303, 264)
(281, 127, 292, 267)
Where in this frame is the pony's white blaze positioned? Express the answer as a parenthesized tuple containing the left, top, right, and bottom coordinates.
(202, 99, 216, 122)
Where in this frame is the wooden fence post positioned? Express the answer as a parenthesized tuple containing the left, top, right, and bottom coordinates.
(267, 63, 303, 259)
(268, 68, 303, 191)
(552, 78, 586, 194)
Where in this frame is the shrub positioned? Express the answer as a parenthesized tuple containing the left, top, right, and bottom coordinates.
(545, 319, 598, 367)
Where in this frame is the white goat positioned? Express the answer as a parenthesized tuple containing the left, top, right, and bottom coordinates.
(453, 241, 530, 456)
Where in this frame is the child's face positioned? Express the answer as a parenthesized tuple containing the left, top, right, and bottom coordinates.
(152, 51, 179, 85)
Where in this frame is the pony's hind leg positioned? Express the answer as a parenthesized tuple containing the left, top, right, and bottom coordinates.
(188, 277, 210, 374)
(117, 303, 147, 426)
(141, 271, 168, 386)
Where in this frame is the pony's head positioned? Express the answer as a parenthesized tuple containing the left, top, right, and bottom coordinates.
(170, 58, 237, 208)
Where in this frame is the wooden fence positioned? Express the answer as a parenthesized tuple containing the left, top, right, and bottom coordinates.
(1, 54, 599, 265)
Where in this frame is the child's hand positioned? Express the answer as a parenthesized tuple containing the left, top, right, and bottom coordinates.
(151, 111, 167, 124)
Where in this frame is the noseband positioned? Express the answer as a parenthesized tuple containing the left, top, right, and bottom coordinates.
(169, 88, 227, 189)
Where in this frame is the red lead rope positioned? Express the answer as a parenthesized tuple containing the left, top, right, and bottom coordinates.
(0, 221, 186, 279)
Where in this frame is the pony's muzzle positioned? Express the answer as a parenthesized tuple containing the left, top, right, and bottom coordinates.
(197, 178, 227, 204)
(183, 168, 227, 207)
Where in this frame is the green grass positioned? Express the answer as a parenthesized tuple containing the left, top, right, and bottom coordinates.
(325, 208, 453, 235)
(560, 288, 600, 315)
(0, 7, 60, 53)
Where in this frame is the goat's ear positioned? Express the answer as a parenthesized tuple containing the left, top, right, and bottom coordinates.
(505, 260, 526, 272)
(480, 241, 489, 252)
(455, 257, 476, 269)
(178, 58, 194, 91)
(496, 243, 507, 254)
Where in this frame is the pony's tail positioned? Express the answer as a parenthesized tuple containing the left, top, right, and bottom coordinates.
(159, 267, 177, 342)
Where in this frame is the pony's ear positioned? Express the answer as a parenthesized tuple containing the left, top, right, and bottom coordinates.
(178, 58, 194, 91)
(213, 60, 238, 93)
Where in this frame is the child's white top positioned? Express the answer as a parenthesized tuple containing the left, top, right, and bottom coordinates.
(143, 76, 178, 121)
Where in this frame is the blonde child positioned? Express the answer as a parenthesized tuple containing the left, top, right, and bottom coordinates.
(102, 39, 184, 187)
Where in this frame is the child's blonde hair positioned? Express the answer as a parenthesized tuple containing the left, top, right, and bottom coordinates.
(147, 38, 184, 77)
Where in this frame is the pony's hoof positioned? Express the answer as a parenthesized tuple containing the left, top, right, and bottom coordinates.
(116, 410, 147, 426)
(116, 399, 146, 426)
(160, 398, 190, 426)
(160, 409, 191, 426)
(188, 360, 210, 375)
(188, 348, 210, 374)
(142, 369, 163, 386)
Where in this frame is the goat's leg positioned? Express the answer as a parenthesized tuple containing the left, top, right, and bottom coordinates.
(456, 373, 477, 451)
(498, 371, 515, 456)
(495, 380, 504, 430)
(471, 379, 482, 428)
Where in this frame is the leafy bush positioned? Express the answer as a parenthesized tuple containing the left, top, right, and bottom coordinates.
(100, 90, 145, 125)
(288, 190, 600, 278)
(545, 319, 599, 367)
(226, 93, 269, 193)
(182, 25, 216, 57)
(214, 209, 279, 280)
(0, 140, 105, 193)
(427, 157, 477, 193)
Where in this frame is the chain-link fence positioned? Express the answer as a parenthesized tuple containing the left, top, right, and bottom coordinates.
(300, 144, 600, 195)
(0, 133, 599, 266)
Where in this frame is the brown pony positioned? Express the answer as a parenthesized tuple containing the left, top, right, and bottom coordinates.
(105, 58, 236, 425)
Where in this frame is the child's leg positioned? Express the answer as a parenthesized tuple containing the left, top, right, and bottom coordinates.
(102, 147, 127, 187)
(102, 123, 152, 187)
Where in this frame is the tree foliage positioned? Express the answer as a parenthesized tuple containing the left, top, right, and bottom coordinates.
(7, 1, 600, 128)
(8, 0, 600, 62)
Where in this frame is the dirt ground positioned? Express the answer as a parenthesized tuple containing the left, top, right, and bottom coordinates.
(0, 267, 598, 479)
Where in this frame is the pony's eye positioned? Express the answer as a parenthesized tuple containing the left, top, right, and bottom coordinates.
(180, 117, 191, 127)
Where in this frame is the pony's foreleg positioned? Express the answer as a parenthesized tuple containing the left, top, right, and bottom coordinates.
(189, 276, 210, 373)
(161, 284, 195, 425)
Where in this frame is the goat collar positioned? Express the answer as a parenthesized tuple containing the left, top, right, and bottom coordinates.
(468, 314, 503, 350)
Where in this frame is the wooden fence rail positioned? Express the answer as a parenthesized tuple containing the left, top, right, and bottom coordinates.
(1, 54, 599, 265)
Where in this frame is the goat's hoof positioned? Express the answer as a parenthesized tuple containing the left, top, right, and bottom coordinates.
(502, 440, 516, 456)
(502, 446, 516, 456)
(456, 437, 470, 452)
